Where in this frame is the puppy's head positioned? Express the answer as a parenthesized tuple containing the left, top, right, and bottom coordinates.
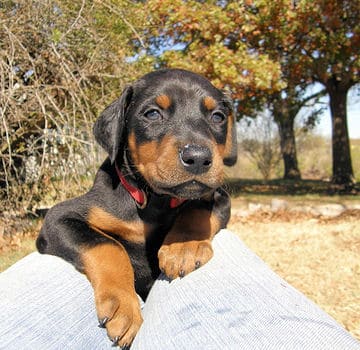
(94, 69, 237, 199)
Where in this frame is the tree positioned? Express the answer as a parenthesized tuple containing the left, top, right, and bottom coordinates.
(142, 0, 359, 185)
(239, 112, 282, 180)
(238, 1, 327, 180)
(141, 0, 324, 180)
(245, 0, 359, 185)
(270, 86, 326, 179)
(296, 0, 360, 185)
(0, 0, 150, 210)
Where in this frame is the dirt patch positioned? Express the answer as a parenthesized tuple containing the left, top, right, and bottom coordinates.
(229, 209, 360, 340)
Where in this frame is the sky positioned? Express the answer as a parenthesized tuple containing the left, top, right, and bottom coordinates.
(314, 98, 360, 139)
(294, 83, 360, 139)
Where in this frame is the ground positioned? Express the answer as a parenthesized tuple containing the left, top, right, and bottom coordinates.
(229, 198, 360, 341)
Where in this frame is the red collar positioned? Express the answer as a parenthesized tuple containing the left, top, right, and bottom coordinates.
(115, 164, 185, 209)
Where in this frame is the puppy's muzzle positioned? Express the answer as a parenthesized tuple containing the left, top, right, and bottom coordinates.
(179, 144, 212, 175)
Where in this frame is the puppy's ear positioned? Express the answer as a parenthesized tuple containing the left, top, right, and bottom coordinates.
(223, 113, 238, 166)
(93, 86, 133, 164)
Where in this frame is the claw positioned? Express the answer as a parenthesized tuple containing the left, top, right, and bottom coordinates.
(195, 261, 201, 269)
(98, 317, 109, 328)
(179, 270, 185, 278)
(121, 344, 130, 350)
(111, 336, 120, 347)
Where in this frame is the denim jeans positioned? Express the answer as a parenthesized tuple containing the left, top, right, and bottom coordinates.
(0, 230, 359, 349)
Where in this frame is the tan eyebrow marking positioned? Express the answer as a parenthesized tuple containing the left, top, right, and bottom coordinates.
(155, 94, 171, 109)
(203, 96, 217, 111)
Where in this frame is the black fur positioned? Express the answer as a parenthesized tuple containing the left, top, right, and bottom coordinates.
(36, 68, 237, 344)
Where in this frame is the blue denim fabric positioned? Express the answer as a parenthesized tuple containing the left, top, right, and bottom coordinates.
(0, 230, 359, 349)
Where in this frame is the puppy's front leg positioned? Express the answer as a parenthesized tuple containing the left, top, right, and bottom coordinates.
(81, 243, 143, 347)
(158, 188, 231, 279)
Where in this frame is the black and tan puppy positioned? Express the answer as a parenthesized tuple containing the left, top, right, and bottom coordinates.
(36, 69, 237, 348)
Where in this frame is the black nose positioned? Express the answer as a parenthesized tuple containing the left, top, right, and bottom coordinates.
(180, 144, 212, 174)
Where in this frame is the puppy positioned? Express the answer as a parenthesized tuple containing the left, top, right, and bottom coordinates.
(37, 69, 237, 347)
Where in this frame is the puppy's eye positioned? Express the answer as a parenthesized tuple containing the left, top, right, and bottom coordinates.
(144, 109, 161, 121)
(210, 112, 226, 124)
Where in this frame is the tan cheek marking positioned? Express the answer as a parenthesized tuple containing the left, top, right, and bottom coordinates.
(128, 132, 158, 166)
(140, 135, 181, 181)
(203, 96, 216, 111)
(210, 147, 225, 183)
(128, 132, 159, 176)
(128, 132, 160, 178)
(87, 206, 147, 244)
(218, 114, 234, 159)
(129, 132, 181, 180)
(156, 94, 171, 109)
(224, 114, 234, 158)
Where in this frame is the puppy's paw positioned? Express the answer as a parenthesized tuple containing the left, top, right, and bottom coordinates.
(96, 288, 143, 347)
(158, 239, 213, 279)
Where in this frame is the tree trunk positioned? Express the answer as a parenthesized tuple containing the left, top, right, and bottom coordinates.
(327, 83, 354, 185)
(276, 117, 301, 180)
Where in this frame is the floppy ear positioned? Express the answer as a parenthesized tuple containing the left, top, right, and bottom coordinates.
(223, 113, 238, 166)
(93, 86, 133, 164)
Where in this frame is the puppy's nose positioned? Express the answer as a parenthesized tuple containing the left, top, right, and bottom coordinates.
(180, 144, 212, 174)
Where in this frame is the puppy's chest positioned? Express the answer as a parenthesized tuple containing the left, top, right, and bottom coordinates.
(112, 210, 176, 300)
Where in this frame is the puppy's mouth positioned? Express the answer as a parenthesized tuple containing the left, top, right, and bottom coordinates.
(153, 180, 214, 199)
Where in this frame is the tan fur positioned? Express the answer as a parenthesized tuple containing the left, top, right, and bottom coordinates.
(87, 206, 147, 244)
(155, 94, 171, 109)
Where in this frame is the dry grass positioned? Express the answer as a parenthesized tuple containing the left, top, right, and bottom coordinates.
(229, 209, 360, 340)
(0, 234, 37, 272)
(0, 217, 40, 272)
